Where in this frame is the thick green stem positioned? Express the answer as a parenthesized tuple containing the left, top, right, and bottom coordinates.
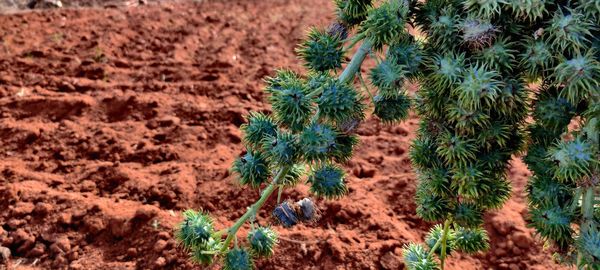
(220, 167, 290, 252)
(577, 187, 595, 268)
(339, 39, 373, 84)
(439, 219, 452, 270)
(428, 219, 452, 261)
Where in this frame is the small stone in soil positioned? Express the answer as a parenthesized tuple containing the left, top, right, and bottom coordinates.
(0, 246, 11, 264)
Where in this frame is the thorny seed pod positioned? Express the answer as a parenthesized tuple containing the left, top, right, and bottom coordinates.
(529, 206, 575, 251)
(232, 151, 271, 189)
(248, 226, 278, 257)
(307, 164, 349, 199)
(279, 164, 306, 187)
(552, 52, 600, 103)
(334, 0, 373, 27)
(548, 138, 596, 182)
(331, 132, 359, 163)
(264, 69, 303, 94)
(223, 247, 254, 270)
(262, 131, 301, 165)
(299, 123, 338, 162)
(453, 202, 484, 228)
(297, 28, 345, 72)
(576, 225, 600, 266)
(268, 77, 314, 132)
(402, 243, 440, 270)
(360, 0, 408, 50)
(386, 38, 424, 77)
(176, 210, 214, 249)
(190, 237, 222, 265)
(463, 0, 503, 19)
(317, 79, 365, 124)
(453, 226, 490, 254)
(508, 0, 548, 21)
(546, 9, 593, 53)
(372, 92, 411, 123)
(241, 112, 278, 150)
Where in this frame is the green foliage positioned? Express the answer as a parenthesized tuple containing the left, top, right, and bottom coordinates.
(179, 0, 600, 268)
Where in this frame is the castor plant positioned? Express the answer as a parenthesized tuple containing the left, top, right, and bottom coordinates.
(175, 0, 599, 269)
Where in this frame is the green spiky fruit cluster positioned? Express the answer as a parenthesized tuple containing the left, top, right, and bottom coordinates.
(176, 0, 599, 268)
(406, 0, 600, 268)
(176, 1, 415, 268)
(519, 2, 600, 267)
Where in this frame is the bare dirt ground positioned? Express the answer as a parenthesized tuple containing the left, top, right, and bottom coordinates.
(0, 0, 568, 269)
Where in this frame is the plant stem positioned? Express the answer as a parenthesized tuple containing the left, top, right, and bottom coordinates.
(220, 166, 290, 252)
(357, 71, 374, 102)
(427, 218, 452, 269)
(439, 219, 452, 270)
(339, 39, 373, 84)
(577, 186, 595, 268)
(277, 186, 283, 204)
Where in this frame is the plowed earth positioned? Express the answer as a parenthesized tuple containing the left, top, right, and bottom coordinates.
(0, 0, 567, 269)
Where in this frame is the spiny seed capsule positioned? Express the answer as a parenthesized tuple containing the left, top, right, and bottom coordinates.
(190, 237, 222, 265)
(272, 201, 299, 228)
(299, 123, 338, 162)
(262, 132, 300, 165)
(453, 226, 490, 254)
(240, 112, 278, 149)
(232, 151, 271, 189)
(247, 227, 278, 257)
(223, 247, 254, 270)
(317, 79, 365, 124)
(176, 210, 214, 249)
(373, 93, 411, 123)
(402, 243, 439, 270)
(297, 27, 345, 72)
(307, 164, 348, 199)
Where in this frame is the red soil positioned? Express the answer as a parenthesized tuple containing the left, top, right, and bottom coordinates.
(0, 1, 567, 269)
